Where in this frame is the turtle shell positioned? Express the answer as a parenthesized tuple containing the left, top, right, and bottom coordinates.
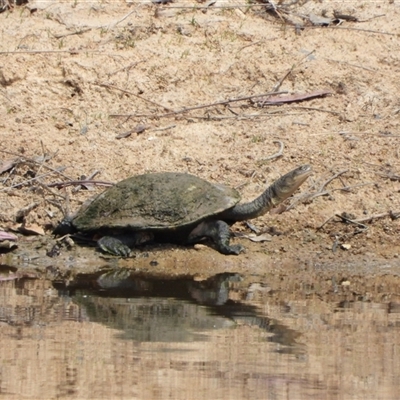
(72, 172, 241, 232)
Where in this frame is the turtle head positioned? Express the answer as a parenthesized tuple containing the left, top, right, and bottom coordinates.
(53, 216, 76, 236)
(273, 164, 312, 199)
(222, 164, 312, 221)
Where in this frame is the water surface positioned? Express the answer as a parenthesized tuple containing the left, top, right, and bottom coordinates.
(0, 267, 399, 399)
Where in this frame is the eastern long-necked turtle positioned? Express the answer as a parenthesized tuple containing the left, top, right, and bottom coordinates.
(55, 165, 312, 256)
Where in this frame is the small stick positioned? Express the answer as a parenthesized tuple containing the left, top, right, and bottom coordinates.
(291, 106, 342, 116)
(177, 111, 302, 121)
(165, 4, 266, 9)
(97, 83, 173, 112)
(107, 9, 136, 30)
(238, 41, 263, 52)
(47, 180, 114, 189)
(317, 209, 395, 230)
(152, 124, 176, 132)
(353, 211, 400, 224)
(36, 140, 51, 177)
(258, 141, 284, 163)
(306, 181, 375, 200)
(107, 59, 147, 77)
(272, 50, 315, 92)
(0, 167, 67, 191)
(72, 170, 102, 193)
(259, 90, 332, 105)
(331, 182, 376, 192)
(37, 182, 68, 200)
(290, 170, 349, 206)
(319, 169, 349, 192)
(110, 91, 288, 119)
(376, 172, 400, 181)
(53, 28, 92, 39)
(0, 149, 73, 181)
(335, 213, 368, 230)
(328, 26, 396, 36)
(325, 58, 375, 72)
(317, 215, 334, 230)
(357, 14, 386, 23)
(0, 50, 105, 55)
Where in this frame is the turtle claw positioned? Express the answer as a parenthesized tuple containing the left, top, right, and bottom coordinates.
(97, 236, 131, 257)
(218, 243, 245, 255)
(227, 244, 245, 255)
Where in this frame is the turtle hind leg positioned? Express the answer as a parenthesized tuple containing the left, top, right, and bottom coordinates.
(97, 232, 154, 257)
(188, 220, 244, 255)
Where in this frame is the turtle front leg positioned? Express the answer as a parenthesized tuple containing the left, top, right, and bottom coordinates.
(97, 236, 131, 257)
(188, 220, 244, 255)
(97, 232, 154, 257)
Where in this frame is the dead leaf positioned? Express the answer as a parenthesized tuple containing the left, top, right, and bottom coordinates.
(0, 230, 18, 241)
(18, 223, 45, 236)
(309, 13, 333, 26)
(0, 158, 18, 174)
(235, 232, 272, 242)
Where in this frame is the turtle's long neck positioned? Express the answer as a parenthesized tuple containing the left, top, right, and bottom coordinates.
(221, 165, 312, 222)
(222, 184, 281, 221)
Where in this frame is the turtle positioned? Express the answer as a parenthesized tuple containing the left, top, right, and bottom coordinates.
(55, 165, 312, 256)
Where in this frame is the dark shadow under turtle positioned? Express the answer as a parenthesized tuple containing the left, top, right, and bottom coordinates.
(55, 165, 312, 256)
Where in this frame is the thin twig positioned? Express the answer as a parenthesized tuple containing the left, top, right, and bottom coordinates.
(317, 215, 334, 230)
(331, 182, 376, 192)
(109, 91, 288, 119)
(176, 111, 304, 121)
(237, 41, 263, 52)
(258, 141, 284, 163)
(257, 90, 332, 106)
(325, 58, 376, 72)
(291, 106, 342, 116)
(37, 181, 68, 200)
(107, 9, 136, 30)
(319, 170, 349, 192)
(311, 182, 377, 198)
(341, 132, 400, 138)
(152, 124, 176, 132)
(53, 28, 92, 39)
(272, 50, 315, 92)
(353, 211, 400, 224)
(0, 50, 105, 55)
(47, 180, 114, 189)
(357, 14, 386, 23)
(328, 26, 396, 36)
(288, 170, 348, 207)
(0, 149, 73, 181)
(376, 172, 400, 181)
(0, 167, 67, 191)
(72, 170, 102, 193)
(107, 59, 148, 77)
(165, 4, 265, 9)
(335, 214, 368, 230)
(97, 83, 173, 112)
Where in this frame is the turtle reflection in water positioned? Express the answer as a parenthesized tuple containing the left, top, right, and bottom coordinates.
(55, 165, 312, 256)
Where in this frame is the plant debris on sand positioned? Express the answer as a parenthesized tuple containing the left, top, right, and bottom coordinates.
(1, 0, 400, 275)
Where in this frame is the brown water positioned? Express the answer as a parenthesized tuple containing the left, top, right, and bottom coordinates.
(0, 268, 399, 400)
